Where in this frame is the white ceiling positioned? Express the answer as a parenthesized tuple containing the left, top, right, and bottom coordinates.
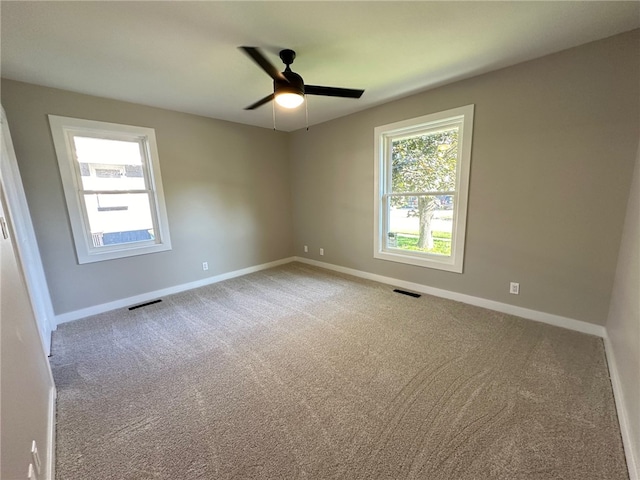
(2, 1, 639, 132)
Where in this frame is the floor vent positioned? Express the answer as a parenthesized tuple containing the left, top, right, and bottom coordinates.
(128, 299, 162, 310)
(393, 289, 421, 298)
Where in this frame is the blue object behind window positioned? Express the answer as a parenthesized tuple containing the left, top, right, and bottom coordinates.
(102, 230, 153, 245)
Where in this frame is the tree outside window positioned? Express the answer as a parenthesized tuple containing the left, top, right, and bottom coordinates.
(391, 128, 458, 253)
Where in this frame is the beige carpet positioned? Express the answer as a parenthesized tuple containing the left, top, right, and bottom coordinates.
(50, 262, 628, 479)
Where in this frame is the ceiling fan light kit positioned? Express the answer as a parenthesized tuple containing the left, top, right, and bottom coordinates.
(275, 92, 304, 109)
(240, 46, 364, 112)
(273, 53, 305, 108)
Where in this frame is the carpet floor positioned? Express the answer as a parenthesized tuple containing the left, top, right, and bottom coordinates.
(50, 262, 628, 479)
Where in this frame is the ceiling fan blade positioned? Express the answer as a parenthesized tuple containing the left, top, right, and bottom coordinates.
(244, 93, 275, 110)
(305, 85, 364, 98)
(240, 46, 287, 83)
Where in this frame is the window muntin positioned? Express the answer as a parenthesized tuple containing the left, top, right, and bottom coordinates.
(374, 105, 474, 273)
(49, 116, 171, 264)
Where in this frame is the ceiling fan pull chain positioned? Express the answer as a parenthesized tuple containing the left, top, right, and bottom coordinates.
(272, 100, 277, 130)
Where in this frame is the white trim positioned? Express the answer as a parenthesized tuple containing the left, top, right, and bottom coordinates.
(46, 385, 57, 480)
(55, 257, 296, 325)
(294, 257, 606, 337)
(57, 253, 607, 336)
(604, 335, 638, 480)
(58, 255, 606, 336)
(373, 104, 474, 273)
(1, 106, 56, 354)
(48, 115, 172, 264)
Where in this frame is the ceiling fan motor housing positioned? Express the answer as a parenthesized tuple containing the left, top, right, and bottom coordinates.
(275, 70, 305, 96)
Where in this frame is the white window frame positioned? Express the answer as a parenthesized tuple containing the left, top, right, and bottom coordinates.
(48, 115, 171, 264)
(374, 105, 474, 273)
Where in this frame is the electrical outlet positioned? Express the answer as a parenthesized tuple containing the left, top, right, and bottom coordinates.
(510, 282, 520, 295)
(319, 248, 324, 256)
(303, 245, 308, 253)
(31, 441, 41, 475)
(27, 463, 38, 480)
(202, 262, 208, 271)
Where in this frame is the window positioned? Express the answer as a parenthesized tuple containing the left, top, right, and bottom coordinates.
(48, 115, 171, 264)
(374, 105, 474, 273)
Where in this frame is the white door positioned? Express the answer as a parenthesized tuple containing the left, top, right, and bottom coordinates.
(0, 106, 55, 354)
(0, 179, 56, 480)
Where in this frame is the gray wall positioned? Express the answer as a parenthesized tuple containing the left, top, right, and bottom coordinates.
(1, 80, 293, 315)
(290, 30, 639, 325)
(606, 141, 640, 478)
(2, 30, 638, 325)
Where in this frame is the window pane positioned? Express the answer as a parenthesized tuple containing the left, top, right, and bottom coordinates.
(387, 194, 454, 256)
(391, 126, 459, 193)
(73, 136, 147, 191)
(83, 193, 155, 247)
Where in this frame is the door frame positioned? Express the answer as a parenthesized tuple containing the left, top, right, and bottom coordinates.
(1, 105, 56, 355)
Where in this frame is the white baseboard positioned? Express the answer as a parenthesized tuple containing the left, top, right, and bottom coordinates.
(294, 257, 607, 338)
(46, 385, 57, 480)
(57, 255, 607, 336)
(55, 257, 296, 325)
(604, 336, 638, 480)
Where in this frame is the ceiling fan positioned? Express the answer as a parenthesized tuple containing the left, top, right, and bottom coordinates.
(240, 46, 365, 110)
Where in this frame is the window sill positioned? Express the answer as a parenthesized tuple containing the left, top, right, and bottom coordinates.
(374, 249, 463, 273)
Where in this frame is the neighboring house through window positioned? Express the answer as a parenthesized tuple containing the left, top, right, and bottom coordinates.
(48, 115, 171, 264)
(374, 105, 474, 273)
